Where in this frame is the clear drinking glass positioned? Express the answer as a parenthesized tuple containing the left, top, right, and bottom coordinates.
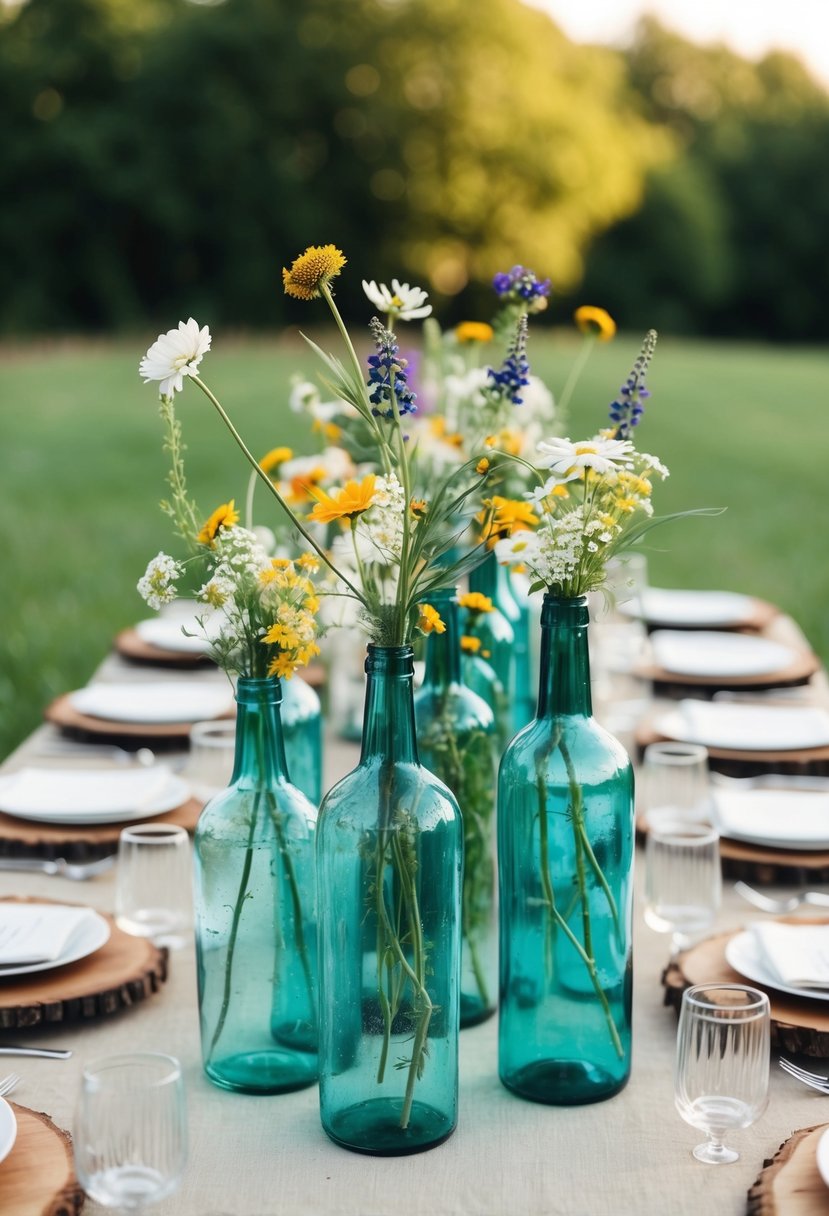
(186, 720, 237, 799)
(115, 824, 192, 949)
(674, 984, 770, 1164)
(642, 741, 712, 823)
(644, 817, 721, 954)
(74, 1052, 188, 1211)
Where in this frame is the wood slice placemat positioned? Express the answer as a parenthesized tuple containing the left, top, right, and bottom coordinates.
(0, 898, 167, 1031)
(662, 922, 829, 1058)
(635, 721, 829, 777)
(115, 628, 214, 668)
(0, 796, 203, 863)
(0, 1103, 84, 1216)
(44, 694, 234, 742)
(636, 649, 820, 698)
(747, 1123, 828, 1216)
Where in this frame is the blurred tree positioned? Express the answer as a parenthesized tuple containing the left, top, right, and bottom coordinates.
(0, 0, 667, 332)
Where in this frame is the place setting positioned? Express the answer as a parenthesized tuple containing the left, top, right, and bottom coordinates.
(115, 602, 223, 668)
(44, 678, 235, 741)
(635, 628, 820, 694)
(621, 586, 779, 633)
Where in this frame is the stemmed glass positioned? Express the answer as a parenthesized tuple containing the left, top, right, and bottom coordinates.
(74, 1053, 188, 1212)
(674, 984, 770, 1164)
(644, 816, 721, 955)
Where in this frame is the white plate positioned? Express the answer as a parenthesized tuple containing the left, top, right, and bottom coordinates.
(0, 772, 190, 826)
(655, 701, 829, 752)
(712, 787, 829, 851)
(725, 931, 829, 1003)
(626, 588, 758, 628)
(0, 1097, 16, 1166)
(650, 630, 797, 678)
(70, 682, 233, 725)
(135, 617, 217, 655)
(816, 1127, 829, 1189)
(0, 910, 110, 979)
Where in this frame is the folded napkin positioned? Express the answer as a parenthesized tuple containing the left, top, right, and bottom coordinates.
(751, 922, 829, 990)
(713, 788, 829, 848)
(0, 904, 99, 965)
(0, 766, 171, 817)
(676, 700, 829, 751)
(650, 631, 795, 678)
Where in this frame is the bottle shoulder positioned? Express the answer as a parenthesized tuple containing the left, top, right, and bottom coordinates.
(413, 683, 495, 734)
(317, 756, 462, 829)
(500, 714, 633, 784)
(195, 775, 317, 837)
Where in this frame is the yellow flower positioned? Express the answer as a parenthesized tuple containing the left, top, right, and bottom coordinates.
(288, 466, 328, 504)
(485, 428, 522, 456)
(308, 474, 377, 524)
(313, 418, 342, 443)
(476, 457, 490, 475)
(296, 641, 321, 666)
(197, 500, 240, 544)
(282, 245, 347, 301)
(460, 635, 482, 654)
(417, 604, 446, 635)
(478, 495, 539, 544)
(409, 498, 428, 518)
(455, 321, 494, 344)
(259, 446, 293, 475)
(459, 592, 493, 614)
(297, 552, 320, 573)
(428, 416, 464, 448)
(268, 652, 298, 680)
(303, 594, 320, 614)
(574, 305, 616, 342)
(264, 622, 301, 648)
(272, 557, 292, 570)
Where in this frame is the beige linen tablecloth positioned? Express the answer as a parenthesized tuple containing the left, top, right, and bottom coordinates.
(2, 643, 827, 1216)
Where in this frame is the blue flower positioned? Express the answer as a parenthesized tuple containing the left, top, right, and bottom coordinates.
(609, 329, 657, 439)
(488, 315, 530, 405)
(367, 317, 417, 419)
(492, 265, 551, 307)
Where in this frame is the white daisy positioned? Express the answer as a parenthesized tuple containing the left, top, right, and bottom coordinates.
(535, 436, 634, 482)
(362, 278, 432, 322)
(139, 318, 212, 396)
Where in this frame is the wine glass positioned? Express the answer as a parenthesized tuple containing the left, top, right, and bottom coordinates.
(674, 984, 770, 1164)
(115, 824, 192, 949)
(643, 816, 721, 955)
(642, 741, 712, 823)
(74, 1053, 188, 1211)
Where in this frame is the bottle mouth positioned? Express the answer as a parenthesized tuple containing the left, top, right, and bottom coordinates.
(234, 675, 284, 706)
(365, 644, 415, 676)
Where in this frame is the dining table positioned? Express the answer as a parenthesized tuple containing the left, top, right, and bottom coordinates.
(1, 617, 828, 1216)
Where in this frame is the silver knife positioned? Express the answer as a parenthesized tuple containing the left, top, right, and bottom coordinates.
(0, 1046, 72, 1058)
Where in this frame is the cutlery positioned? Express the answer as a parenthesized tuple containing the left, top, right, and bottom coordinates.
(0, 1073, 20, 1099)
(778, 1057, 829, 1093)
(31, 743, 157, 767)
(0, 854, 116, 880)
(734, 881, 829, 914)
(0, 1046, 71, 1059)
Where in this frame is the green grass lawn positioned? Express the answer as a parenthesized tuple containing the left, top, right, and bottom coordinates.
(2, 330, 827, 760)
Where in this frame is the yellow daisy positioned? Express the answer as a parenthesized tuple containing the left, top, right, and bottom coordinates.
(198, 500, 240, 544)
(574, 305, 616, 342)
(282, 245, 347, 301)
(264, 622, 301, 648)
(460, 635, 482, 654)
(259, 446, 293, 475)
(476, 457, 490, 475)
(409, 498, 428, 518)
(455, 321, 494, 344)
(459, 592, 493, 614)
(297, 552, 320, 573)
(417, 604, 446, 635)
(268, 652, 298, 680)
(308, 475, 377, 524)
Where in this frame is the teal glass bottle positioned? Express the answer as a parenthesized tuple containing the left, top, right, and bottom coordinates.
(498, 595, 634, 1105)
(469, 552, 515, 706)
(281, 672, 323, 806)
(194, 676, 318, 1094)
(316, 645, 463, 1155)
(471, 551, 534, 734)
(414, 589, 497, 1028)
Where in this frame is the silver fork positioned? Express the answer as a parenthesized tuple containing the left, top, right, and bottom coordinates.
(778, 1057, 829, 1093)
(0, 855, 116, 880)
(734, 881, 829, 914)
(0, 1073, 20, 1099)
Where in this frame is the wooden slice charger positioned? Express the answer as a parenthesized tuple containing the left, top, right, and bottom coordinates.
(115, 627, 213, 668)
(0, 796, 203, 864)
(662, 923, 829, 1058)
(43, 694, 234, 741)
(0, 1103, 84, 1216)
(0, 897, 167, 1031)
(746, 1123, 829, 1216)
(636, 648, 820, 699)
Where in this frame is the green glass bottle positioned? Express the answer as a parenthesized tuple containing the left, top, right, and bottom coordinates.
(194, 676, 318, 1094)
(498, 595, 634, 1105)
(316, 645, 462, 1155)
(414, 588, 497, 1027)
(469, 552, 515, 709)
(471, 551, 535, 734)
(280, 672, 323, 806)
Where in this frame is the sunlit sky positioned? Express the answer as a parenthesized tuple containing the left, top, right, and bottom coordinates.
(525, 0, 829, 87)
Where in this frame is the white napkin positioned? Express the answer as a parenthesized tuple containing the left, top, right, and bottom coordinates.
(713, 788, 829, 848)
(639, 588, 756, 627)
(674, 700, 829, 751)
(0, 766, 171, 817)
(70, 681, 233, 725)
(135, 618, 214, 655)
(750, 922, 829, 990)
(0, 904, 99, 965)
(650, 631, 795, 678)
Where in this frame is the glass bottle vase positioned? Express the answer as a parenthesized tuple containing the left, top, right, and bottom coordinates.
(498, 595, 634, 1104)
(316, 645, 463, 1155)
(281, 672, 323, 806)
(414, 588, 497, 1027)
(468, 553, 515, 742)
(194, 676, 318, 1094)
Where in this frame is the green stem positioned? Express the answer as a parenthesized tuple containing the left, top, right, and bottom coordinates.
(264, 789, 315, 1028)
(556, 334, 596, 420)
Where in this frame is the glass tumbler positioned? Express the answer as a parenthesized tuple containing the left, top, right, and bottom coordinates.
(186, 719, 237, 800)
(642, 741, 712, 824)
(115, 824, 192, 949)
(644, 816, 721, 954)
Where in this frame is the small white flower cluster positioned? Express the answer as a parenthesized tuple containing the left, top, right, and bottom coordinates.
(197, 527, 270, 607)
(137, 552, 184, 610)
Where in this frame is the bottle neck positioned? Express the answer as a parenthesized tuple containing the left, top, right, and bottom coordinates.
(536, 595, 593, 719)
(360, 645, 419, 765)
(422, 590, 461, 689)
(232, 677, 289, 785)
(469, 550, 497, 598)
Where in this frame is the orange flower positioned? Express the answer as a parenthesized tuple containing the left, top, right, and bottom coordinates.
(455, 321, 494, 344)
(197, 500, 240, 544)
(308, 475, 377, 524)
(574, 305, 616, 342)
